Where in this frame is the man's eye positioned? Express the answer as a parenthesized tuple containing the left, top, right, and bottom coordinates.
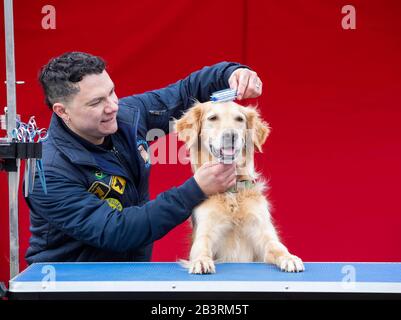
(208, 115, 218, 121)
(89, 100, 101, 106)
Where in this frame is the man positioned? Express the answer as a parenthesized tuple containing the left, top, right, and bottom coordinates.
(25, 52, 263, 263)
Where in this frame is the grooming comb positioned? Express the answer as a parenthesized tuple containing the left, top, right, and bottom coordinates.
(210, 88, 237, 103)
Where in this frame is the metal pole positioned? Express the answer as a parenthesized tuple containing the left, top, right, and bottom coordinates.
(4, 0, 19, 279)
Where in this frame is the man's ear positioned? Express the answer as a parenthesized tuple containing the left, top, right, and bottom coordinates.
(174, 103, 204, 148)
(53, 102, 70, 123)
(243, 106, 270, 152)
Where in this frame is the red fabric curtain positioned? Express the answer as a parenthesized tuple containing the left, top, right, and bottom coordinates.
(1, 0, 400, 282)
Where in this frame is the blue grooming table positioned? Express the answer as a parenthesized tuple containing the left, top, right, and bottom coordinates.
(7, 262, 401, 299)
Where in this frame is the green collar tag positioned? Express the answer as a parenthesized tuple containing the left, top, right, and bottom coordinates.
(227, 180, 255, 193)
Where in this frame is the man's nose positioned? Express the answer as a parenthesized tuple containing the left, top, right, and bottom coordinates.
(105, 98, 118, 113)
(222, 129, 238, 143)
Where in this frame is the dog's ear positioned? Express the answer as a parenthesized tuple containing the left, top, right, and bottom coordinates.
(243, 106, 270, 152)
(174, 102, 204, 148)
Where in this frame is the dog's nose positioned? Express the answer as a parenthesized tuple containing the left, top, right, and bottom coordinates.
(222, 130, 238, 143)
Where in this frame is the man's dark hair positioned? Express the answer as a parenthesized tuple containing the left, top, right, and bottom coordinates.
(39, 51, 106, 109)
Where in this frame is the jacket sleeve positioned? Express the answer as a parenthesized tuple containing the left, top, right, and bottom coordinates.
(118, 61, 249, 134)
(26, 166, 206, 252)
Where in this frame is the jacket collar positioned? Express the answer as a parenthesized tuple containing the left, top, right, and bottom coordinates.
(48, 103, 138, 166)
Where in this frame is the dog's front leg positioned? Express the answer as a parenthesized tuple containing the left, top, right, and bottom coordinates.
(246, 215, 304, 272)
(188, 232, 216, 274)
(263, 238, 304, 272)
(187, 208, 231, 274)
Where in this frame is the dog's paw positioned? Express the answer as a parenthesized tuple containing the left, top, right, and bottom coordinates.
(188, 257, 216, 274)
(277, 254, 305, 272)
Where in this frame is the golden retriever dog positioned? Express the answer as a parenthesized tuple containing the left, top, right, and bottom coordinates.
(175, 100, 304, 274)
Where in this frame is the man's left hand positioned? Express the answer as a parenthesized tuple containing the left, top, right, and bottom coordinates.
(228, 68, 263, 100)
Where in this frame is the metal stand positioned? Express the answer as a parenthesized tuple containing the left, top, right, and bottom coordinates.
(3, 0, 19, 279)
(0, 281, 8, 299)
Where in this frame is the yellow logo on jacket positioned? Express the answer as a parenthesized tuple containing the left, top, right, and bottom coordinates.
(110, 176, 126, 194)
(88, 181, 111, 200)
(105, 198, 123, 211)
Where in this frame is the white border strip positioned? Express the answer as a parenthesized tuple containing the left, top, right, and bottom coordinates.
(9, 280, 401, 294)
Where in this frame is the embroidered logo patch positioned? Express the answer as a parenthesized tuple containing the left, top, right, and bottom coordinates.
(106, 198, 123, 211)
(94, 170, 107, 179)
(110, 176, 126, 195)
(88, 181, 111, 200)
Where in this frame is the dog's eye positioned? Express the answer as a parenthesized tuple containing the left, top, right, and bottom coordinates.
(235, 116, 245, 122)
(207, 115, 218, 121)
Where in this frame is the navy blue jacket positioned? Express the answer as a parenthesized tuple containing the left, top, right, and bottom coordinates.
(25, 61, 245, 264)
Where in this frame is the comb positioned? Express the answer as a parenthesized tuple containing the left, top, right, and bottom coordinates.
(210, 88, 237, 103)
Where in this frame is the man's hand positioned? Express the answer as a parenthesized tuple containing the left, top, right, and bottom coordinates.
(228, 68, 263, 100)
(194, 162, 236, 196)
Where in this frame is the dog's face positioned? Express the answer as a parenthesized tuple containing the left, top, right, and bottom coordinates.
(175, 101, 270, 166)
(202, 101, 248, 163)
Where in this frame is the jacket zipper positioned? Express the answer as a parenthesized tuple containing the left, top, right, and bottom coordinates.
(110, 145, 137, 187)
(111, 146, 123, 163)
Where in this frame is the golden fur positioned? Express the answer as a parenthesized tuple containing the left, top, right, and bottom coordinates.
(175, 101, 304, 273)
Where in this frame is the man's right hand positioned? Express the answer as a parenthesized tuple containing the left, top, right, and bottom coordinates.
(194, 162, 236, 196)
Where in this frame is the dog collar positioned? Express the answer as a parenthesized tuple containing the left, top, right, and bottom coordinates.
(227, 180, 255, 193)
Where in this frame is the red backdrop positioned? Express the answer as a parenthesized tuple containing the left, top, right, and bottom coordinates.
(1, 0, 400, 283)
